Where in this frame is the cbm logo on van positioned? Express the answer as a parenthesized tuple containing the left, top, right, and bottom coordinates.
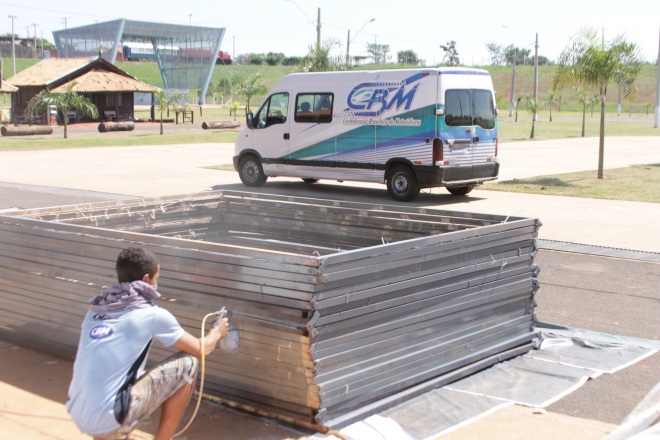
(346, 73, 426, 117)
(90, 325, 114, 339)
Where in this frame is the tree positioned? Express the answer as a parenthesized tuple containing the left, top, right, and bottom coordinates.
(397, 50, 419, 65)
(440, 41, 460, 66)
(576, 88, 590, 137)
(26, 82, 98, 139)
(265, 52, 286, 66)
(282, 56, 302, 66)
(545, 90, 560, 122)
(152, 89, 184, 135)
(303, 40, 345, 72)
(249, 54, 264, 65)
(366, 43, 391, 65)
(236, 73, 268, 111)
(554, 27, 641, 179)
(485, 42, 506, 65)
(524, 96, 542, 138)
(515, 95, 524, 122)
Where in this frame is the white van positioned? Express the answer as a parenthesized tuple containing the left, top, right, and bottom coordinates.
(233, 68, 499, 201)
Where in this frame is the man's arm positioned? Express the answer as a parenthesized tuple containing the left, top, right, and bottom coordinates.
(172, 318, 228, 360)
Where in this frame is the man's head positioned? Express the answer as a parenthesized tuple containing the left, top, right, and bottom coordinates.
(116, 247, 160, 284)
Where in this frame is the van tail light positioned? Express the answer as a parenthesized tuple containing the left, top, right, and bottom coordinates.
(495, 137, 498, 157)
(433, 138, 443, 162)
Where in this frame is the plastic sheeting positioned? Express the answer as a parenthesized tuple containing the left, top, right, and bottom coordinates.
(310, 323, 660, 440)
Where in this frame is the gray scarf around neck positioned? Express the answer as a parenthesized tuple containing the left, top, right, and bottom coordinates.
(89, 280, 161, 313)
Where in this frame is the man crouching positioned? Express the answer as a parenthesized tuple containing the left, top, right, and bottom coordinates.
(67, 246, 228, 440)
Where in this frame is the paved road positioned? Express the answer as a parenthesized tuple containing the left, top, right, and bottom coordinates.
(1, 136, 658, 251)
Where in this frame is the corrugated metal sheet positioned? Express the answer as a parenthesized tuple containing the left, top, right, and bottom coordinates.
(51, 70, 157, 93)
(0, 191, 541, 431)
(6, 57, 97, 86)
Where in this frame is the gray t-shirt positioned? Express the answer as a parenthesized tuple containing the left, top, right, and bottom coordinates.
(66, 306, 184, 435)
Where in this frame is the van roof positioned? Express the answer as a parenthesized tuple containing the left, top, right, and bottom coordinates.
(283, 67, 490, 79)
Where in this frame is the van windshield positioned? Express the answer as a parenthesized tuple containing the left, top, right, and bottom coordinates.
(445, 89, 495, 129)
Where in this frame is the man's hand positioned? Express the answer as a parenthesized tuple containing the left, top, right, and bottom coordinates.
(211, 316, 229, 339)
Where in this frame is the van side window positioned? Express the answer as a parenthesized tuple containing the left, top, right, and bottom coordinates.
(295, 93, 333, 123)
(445, 89, 495, 129)
(255, 92, 289, 129)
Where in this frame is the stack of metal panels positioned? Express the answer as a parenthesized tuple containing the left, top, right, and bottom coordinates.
(0, 191, 540, 430)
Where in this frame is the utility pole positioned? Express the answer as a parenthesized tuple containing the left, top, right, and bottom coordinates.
(654, 27, 659, 128)
(316, 8, 321, 48)
(8, 15, 18, 76)
(533, 33, 539, 121)
(509, 49, 517, 117)
(32, 23, 37, 58)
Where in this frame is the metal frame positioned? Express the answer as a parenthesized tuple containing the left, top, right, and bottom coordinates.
(52, 19, 226, 104)
(0, 190, 541, 430)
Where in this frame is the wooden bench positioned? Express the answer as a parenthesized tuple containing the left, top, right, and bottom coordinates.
(175, 109, 194, 124)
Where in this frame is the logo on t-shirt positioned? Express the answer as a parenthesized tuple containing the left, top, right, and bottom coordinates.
(90, 325, 114, 339)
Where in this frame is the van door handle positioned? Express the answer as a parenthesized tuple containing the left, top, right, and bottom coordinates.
(283, 133, 290, 140)
(472, 136, 479, 143)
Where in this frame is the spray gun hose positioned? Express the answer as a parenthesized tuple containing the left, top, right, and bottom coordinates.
(174, 310, 218, 437)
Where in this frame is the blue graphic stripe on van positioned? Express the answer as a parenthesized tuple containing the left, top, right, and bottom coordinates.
(287, 105, 436, 160)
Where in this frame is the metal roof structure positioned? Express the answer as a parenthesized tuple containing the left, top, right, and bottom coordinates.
(53, 19, 226, 104)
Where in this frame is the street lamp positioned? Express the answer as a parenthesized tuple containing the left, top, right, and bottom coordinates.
(8, 15, 18, 76)
(346, 18, 375, 69)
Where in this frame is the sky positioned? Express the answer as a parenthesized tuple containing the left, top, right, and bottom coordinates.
(1, 0, 659, 65)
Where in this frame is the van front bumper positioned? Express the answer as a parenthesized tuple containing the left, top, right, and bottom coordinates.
(414, 162, 500, 188)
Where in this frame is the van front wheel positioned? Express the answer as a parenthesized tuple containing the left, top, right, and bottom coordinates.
(387, 166, 420, 202)
(238, 155, 267, 187)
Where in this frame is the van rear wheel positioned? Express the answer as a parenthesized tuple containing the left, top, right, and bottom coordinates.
(446, 185, 475, 196)
(387, 166, 420, 202)
(238, 155, 267, 187)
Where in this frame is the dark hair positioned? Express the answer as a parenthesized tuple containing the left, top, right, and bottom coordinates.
(116, 247, 159, 283)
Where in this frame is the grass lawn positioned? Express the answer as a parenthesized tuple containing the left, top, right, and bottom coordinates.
(0, 127, 241, 150)
(482, 164, 660, 203)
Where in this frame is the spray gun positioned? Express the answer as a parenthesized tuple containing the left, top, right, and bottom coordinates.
(211, 307, 240, 354)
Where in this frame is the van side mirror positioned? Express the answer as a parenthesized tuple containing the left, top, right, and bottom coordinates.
(246, 111, 254, 129)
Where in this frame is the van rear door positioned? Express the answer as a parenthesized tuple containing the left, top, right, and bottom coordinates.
(439, 72, 497, 182)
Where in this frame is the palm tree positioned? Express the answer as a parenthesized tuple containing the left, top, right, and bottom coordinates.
(576, 88, 590, 137)
(236, 73, 267, 112)
(153, 89, 184, 135)
(524, 97, 543, 139)
(545, 91, 560, 122)
(26, 82, 98, 139)
(554, 27, 641, 179)
(515, 95, 524, 122)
